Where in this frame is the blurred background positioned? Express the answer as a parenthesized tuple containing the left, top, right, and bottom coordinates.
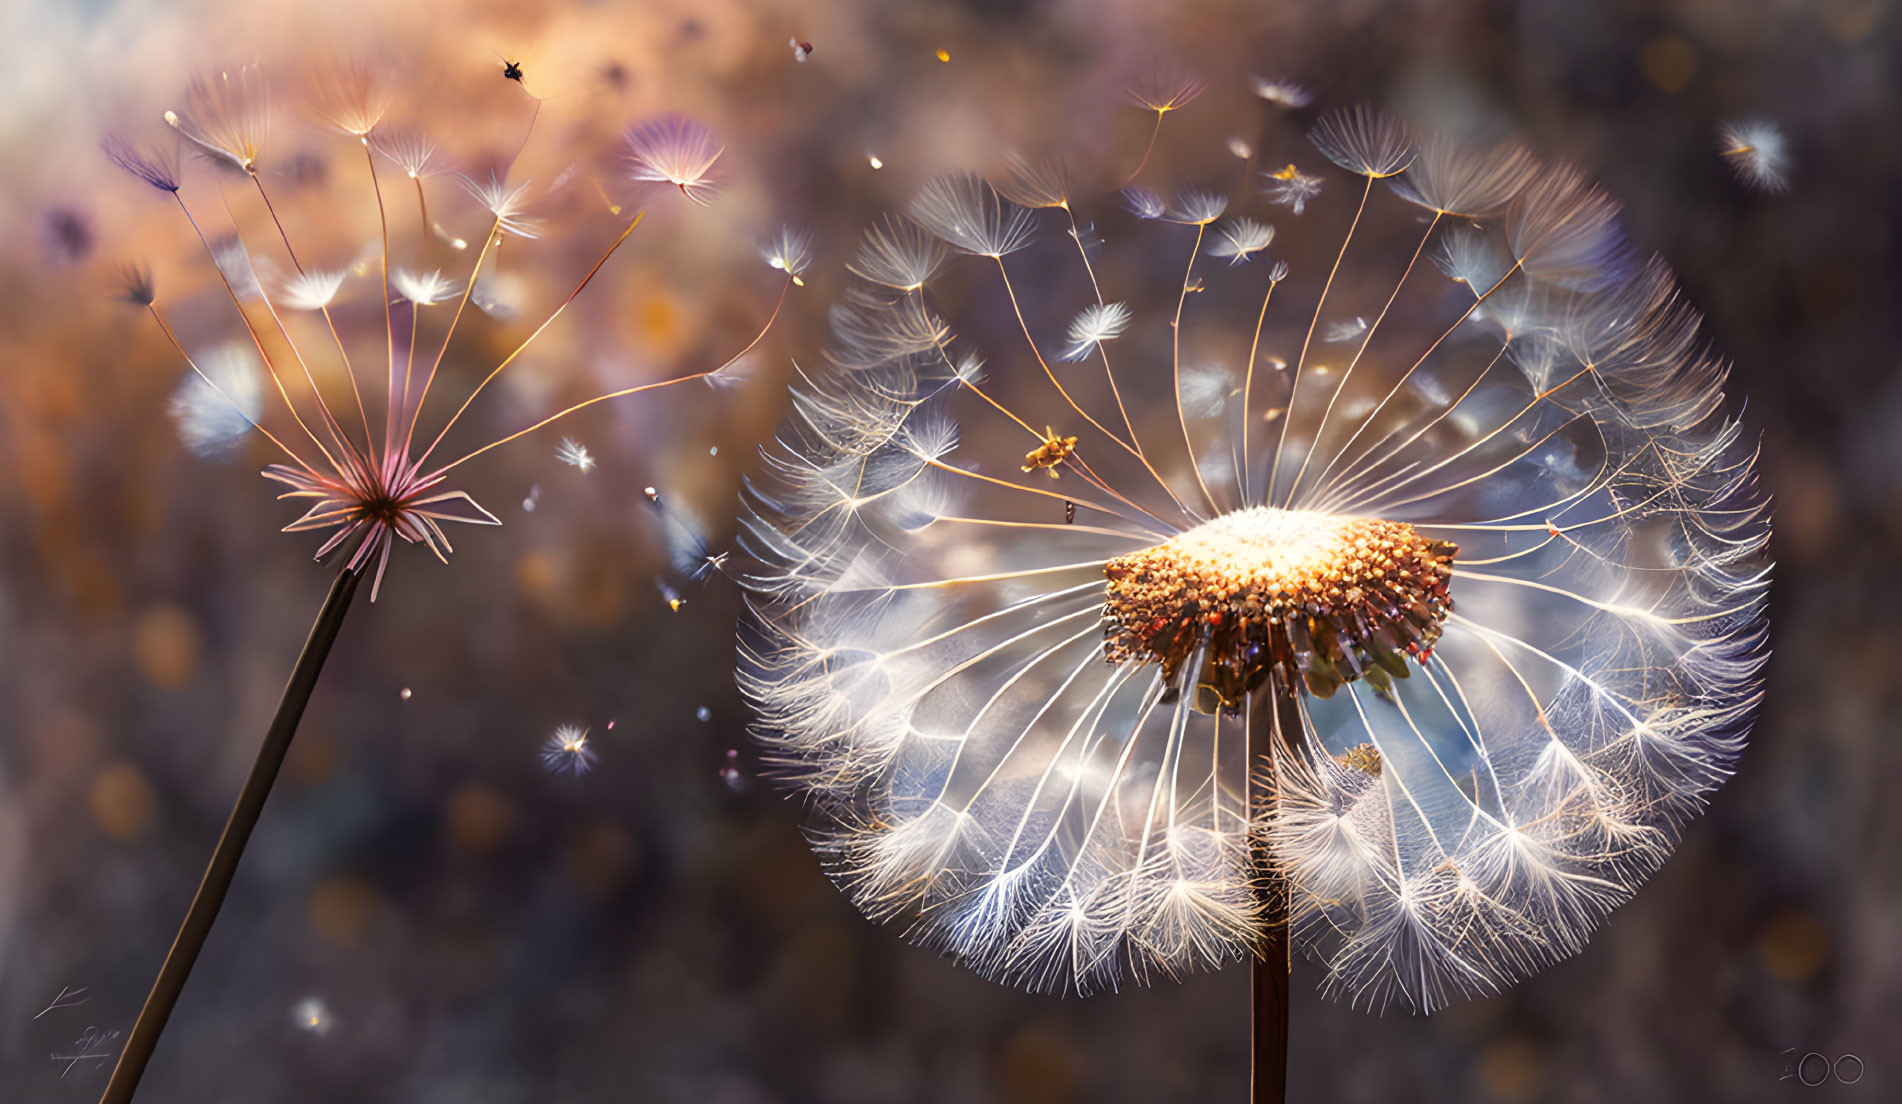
(1, 0, 1896, 1101)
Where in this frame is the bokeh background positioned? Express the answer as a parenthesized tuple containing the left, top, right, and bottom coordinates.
(2, 0, 1897, 1101)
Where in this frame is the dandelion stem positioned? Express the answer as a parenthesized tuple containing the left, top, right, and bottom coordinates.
(1119, 111, 1165, 188)
(1247, 687, 1297, 1104)
(99, 568, 361, 1104)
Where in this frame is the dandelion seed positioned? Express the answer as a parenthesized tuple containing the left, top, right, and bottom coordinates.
(371, 127, 442, 179)
(998, 154, 1073, 211)
(1309, 106, 1414, 178)
(1249, 75, 1313, 109)
(541, 725, 598, 776)
(391, 267, 456, 306)
(272, 266, 351, 311)
(1227, 137, 1253, 160)
(625, 114, 723, 205)
(1718, 119, 1790, 193)
(461, 174, 542, 238)
(762, 226, 812, 284)
(311, 61, 390, 138)
(103, 135, 182, 193)
(1059, 302, 1133, 361)
(1123, 186, 1169, 220)
(291, 997, 332, 1035)
(1128, 72, 1206, 114)
(740, 104, 1770, 1015)
(1262, 163, 1324, 214)
(1322, 316, 1368, 343)
(118, 263, 157, 307)
(165, 65, 271, 174)
(1169, 189, 1228, 225)
(1210, 218, 1276, 264)
(909, 174, 1035, 258)
(658, 580, 686, 612)
(170, 342, 264, 459)
(556, 437, 595, 472)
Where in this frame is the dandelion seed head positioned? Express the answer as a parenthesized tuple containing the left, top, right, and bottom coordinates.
(124, 68, 790, 604)
(741, 100, 1770, 1009)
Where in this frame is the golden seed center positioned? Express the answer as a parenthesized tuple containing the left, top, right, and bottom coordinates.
(1102, 507, 1457, 710)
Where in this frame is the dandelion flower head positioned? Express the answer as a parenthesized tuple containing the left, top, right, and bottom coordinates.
(740, 92, 1770, 1011)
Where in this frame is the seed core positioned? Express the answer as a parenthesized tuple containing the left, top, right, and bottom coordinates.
(1102, 507, 1456, 710)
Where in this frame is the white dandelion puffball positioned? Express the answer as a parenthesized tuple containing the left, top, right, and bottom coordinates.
(739, 100, 1770, 1012)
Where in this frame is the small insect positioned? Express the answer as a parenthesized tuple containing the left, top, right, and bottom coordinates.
(935, 48, 951, 62)
(1064, 500, 1076, 524)
(867, 153, 884, 170)
(789, 37, 814, 62)
(1022, 427, 1079, 478)
(540, 725, 598, 776)
(643, 485, 662, 506)
(501, 57, 524, 83)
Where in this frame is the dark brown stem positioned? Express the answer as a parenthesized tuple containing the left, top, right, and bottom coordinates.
(1248, 688, 1299, 1104)
(100, 568, 362, 1104)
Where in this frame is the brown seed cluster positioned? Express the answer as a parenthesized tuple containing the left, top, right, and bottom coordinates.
(1101, 508, 1456, 711)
